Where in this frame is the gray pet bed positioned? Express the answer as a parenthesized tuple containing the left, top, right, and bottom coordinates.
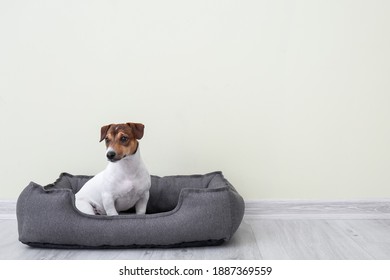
(17, 171, 244, 249)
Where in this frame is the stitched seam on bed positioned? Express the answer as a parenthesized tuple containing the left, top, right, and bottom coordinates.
(224, 176, 234, 240)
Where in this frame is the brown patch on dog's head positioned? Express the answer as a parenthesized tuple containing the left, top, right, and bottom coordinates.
(99, 122, 145, 162)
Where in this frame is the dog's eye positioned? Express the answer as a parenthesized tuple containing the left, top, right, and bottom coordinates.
(105, 137, 110, 143)
(120, 136, 128, 143)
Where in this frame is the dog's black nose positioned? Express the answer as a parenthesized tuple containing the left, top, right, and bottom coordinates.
(107, 151, 116, 160)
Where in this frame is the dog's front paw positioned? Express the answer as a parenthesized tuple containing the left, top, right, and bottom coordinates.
(106, 210, 119, 216)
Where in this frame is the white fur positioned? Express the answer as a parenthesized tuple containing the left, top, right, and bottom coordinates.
(106, 147, 115, 154)
(75, 146, 151, 216)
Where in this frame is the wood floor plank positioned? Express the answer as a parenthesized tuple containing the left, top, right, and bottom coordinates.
(250, 219, 373, 260)
(249, 219, 291, 259)
(330, 220, 390, 259)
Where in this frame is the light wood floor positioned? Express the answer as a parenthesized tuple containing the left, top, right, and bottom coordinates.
(1, 200, 390, 260)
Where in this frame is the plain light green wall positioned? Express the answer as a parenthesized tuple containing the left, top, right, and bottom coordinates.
(1, 0, 390, 200)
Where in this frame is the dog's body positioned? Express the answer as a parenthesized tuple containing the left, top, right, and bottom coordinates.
(75, 123, 151, 216)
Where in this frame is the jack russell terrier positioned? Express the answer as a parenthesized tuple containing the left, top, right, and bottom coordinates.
(75, 122, 151, 216)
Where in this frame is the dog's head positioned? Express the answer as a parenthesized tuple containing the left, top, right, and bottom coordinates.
(99, 122, 145, 162)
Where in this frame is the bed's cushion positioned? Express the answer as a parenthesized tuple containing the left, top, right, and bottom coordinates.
(16, 171, 245, 249)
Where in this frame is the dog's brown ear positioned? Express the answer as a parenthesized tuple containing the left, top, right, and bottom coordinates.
(127, 122, 145, 140)
(100, 124, 111, 142)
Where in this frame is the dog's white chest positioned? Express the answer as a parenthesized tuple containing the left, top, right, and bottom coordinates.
(111, 179, 142, 210)
(104, 164, 150, 211)
(75, 146, 151, 216)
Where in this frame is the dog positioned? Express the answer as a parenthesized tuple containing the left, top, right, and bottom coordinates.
(75, 122, 151, 216)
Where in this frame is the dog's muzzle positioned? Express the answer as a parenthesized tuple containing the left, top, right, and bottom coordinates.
(106, 151, 127, 162)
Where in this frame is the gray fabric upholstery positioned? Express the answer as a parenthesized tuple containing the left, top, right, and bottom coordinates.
(17, 172, 245, 248)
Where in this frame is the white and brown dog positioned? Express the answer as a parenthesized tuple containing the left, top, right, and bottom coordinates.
(75, 122, 151, 216)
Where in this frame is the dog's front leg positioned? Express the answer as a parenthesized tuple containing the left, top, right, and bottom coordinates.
(102, 192, 118, 216)
(135, 191, 149, 214)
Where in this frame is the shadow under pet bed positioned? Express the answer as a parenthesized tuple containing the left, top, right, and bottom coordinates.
(17, 171, 245, 249)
